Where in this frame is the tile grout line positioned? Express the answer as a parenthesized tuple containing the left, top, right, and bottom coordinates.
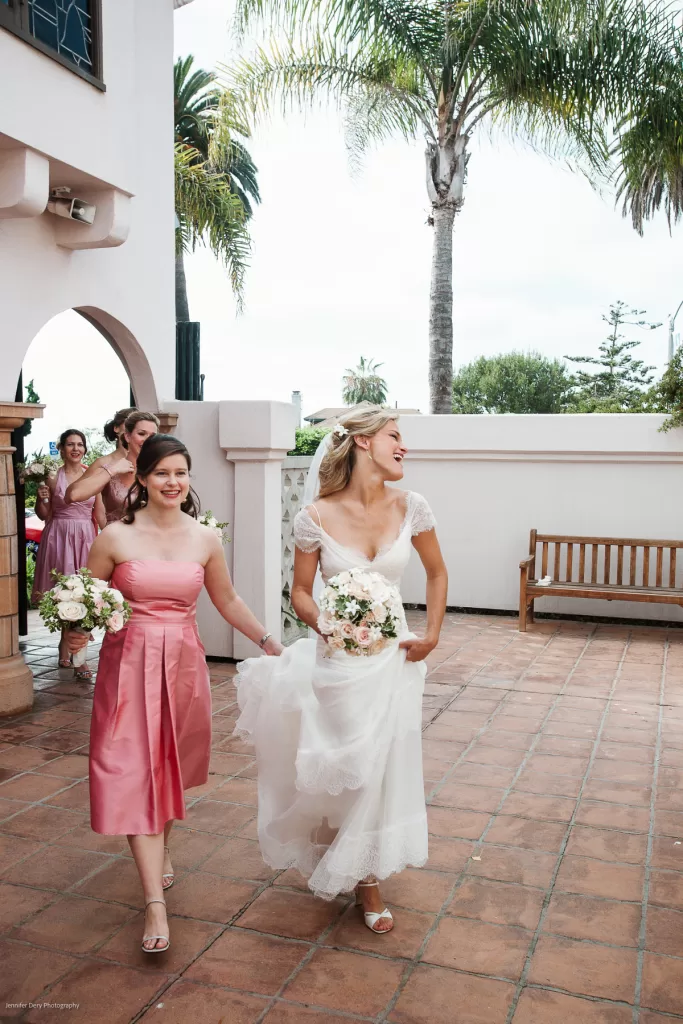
(376, 624, 601, 1023)
(632, 633, 668, 1023)
(502, 628, 634, 1024)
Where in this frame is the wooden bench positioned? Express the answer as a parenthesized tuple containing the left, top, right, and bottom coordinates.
(519, 530, 683, 631)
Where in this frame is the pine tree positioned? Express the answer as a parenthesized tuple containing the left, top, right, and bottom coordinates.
(566, 302, 660, 411)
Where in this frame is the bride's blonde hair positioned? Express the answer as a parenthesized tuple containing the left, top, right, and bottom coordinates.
(317, 405, 398, 499)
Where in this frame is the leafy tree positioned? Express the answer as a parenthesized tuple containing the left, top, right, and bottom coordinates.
(452, 352, 573, 414)
(342, 357, 388, 406)
(230, 0, 675, 413)
(288, 427, 330, 455)
(566, 302, 660, 411)
(650, 347, 683, 432)
(174, 55, 261, 320)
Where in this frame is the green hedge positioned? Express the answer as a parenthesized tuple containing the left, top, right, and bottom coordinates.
(288, 427, 330, 456)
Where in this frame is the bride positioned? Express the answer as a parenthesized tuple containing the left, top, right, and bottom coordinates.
(235, 405, 447, 933)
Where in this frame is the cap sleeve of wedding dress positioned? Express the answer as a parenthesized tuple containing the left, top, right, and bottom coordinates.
(408, 492, 437, 535)
(293, 507, 322, 553)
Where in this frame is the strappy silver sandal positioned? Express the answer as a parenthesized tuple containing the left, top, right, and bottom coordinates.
(141, 898, 170, 953)
(355, 881, 394, 934)
(162, 845, 174, 891)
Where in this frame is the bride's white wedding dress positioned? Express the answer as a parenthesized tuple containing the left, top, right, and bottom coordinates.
(234, 490, 436, 899)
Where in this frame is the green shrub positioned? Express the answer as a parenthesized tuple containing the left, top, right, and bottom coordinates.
(288, 427, 330, 456)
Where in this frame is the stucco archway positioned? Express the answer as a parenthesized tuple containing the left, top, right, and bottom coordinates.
(75, 307, 159, 412)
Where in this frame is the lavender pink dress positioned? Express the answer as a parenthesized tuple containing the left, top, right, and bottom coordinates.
(31, 468, 96, 601)
(89, 560, 212, 835)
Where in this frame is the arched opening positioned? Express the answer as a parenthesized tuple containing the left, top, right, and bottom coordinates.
(14, 307, 160, 638)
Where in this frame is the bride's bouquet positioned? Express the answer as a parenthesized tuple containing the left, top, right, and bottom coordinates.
(38, 568, 131, 666)
(318, 568, 401, 657)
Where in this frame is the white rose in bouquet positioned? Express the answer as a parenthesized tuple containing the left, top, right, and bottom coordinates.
(28, 462, 44, 476)
(104, 589, 125, 608)
(57, 601, 88, 623)
(370, 601, 388, 623)
(108, 611, 125, 632)
(56, 589, 75, 602)
(93, 578, 110, 592)
(318, 614, 335, 636)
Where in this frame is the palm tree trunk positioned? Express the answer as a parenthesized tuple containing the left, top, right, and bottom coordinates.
(429, 203, 457, 414)
(175, 251, 190, 323)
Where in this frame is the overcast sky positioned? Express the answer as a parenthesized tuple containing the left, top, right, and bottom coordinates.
(25, 0, 683, 454)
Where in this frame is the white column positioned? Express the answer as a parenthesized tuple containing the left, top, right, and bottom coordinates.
(221, 401, 297, 660)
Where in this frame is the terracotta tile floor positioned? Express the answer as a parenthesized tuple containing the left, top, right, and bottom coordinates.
(1, 610, 683, 1022)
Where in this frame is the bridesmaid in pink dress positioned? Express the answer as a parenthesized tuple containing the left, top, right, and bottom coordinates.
(64, 409, 159, 524)
(69, 433, 282, 954)
(32, 429, 106, 677)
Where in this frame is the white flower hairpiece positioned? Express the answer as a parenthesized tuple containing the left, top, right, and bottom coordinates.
(333, 424, 348, 438)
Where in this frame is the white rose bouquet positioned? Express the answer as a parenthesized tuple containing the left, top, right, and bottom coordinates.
(317, 568, 402, 657)
(199, 510, 230, 544)
(17, 453, 59, 485)
(38, 568, 131, 667)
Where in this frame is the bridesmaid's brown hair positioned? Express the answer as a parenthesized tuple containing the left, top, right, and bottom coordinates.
(122, 434, 200, 523)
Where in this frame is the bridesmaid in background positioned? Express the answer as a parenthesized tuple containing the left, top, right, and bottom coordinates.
(32, 429, 105, 678)
(65, 410, 159, 524)
(69, 434, 282, 954)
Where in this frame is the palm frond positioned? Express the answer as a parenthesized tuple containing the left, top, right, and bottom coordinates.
(174, 143, 251, 311)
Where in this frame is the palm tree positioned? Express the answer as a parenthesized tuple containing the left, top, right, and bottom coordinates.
(175, 144, 251, 314)
(342, 357, 388, 405)
(174, 55, 261, 320)
(229, 0, 672, 412)
(614, 31, 683, 235)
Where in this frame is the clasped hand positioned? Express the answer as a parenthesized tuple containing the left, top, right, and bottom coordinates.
(399, 636, 437, 662)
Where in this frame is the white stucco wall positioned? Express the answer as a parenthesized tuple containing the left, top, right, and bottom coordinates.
(397, 414, 683, 623)
(0, 0, 175, 407)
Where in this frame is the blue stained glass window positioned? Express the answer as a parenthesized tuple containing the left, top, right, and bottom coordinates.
(27, 0, 94, 74)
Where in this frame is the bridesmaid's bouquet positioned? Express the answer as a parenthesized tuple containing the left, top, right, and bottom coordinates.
(318, 569, 401, 657)
(198, 511, 230, 544)
(38, 569, 131, 666)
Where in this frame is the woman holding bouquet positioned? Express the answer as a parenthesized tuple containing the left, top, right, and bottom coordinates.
(32, 429, 105, 678)
(235, 406, 447, 934)
(64, 410, 159, 524)
(68, 433, 281, 954)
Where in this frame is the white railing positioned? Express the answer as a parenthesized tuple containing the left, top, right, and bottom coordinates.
(281, 456, 312, 643)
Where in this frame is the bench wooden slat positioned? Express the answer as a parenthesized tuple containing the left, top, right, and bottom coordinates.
(520, 529, 683, 632)
(536, 534, 683, 548)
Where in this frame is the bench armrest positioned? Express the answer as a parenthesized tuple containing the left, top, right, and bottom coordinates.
(519, 555, 535, 570)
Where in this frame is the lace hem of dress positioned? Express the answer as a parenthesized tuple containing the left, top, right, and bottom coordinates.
(258, 818, 429, 899)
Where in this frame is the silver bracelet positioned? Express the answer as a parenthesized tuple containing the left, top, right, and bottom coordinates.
(257, 632, 272, 649)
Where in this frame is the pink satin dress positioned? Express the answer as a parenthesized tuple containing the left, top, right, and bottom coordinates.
(31, 468, 96, 601)
(89, 560, 212, 835)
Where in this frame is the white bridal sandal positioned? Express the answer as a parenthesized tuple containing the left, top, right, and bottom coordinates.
(141, 898, 170, 954)
(162, 845, 174, 890)
(355, 881, 394, 934)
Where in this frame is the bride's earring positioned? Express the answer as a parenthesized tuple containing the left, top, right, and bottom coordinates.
(366, 449, 373, 461)
(140, 486, 148, 507)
